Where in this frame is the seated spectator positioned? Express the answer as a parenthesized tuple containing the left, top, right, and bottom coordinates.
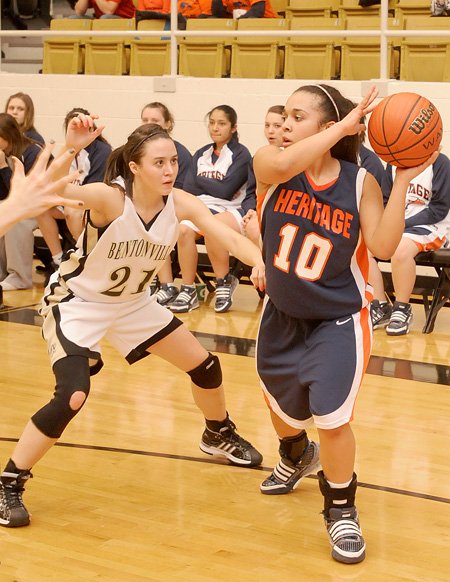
(140, 102, 192, 306)
(0, 114, 42, 291)
(212, 0, 277, 18)
(137, 0, 213, 20)
(170, 104, 254, 314)
(178, 0, 213, 18)
(430, 0, 450, 16)
(4, 92, 45, 146)
(136, 0, 188, 26)
(370, 153, 450, 336)
(72, 0, 135, 19)
(137, 0, 169, 16)
(4, 92, 51, 274)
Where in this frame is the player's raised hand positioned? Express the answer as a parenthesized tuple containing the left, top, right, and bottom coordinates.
(395, 149, 440, 184)
(9, 143, 84, 218)
(65, 112, 105, 153)
(340, 85, 379, 136)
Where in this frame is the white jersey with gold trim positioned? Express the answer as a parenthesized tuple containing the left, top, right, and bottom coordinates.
(56, 193, 179, 304)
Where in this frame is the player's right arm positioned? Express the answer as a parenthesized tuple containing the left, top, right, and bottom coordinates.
(52, 113, 122, 225)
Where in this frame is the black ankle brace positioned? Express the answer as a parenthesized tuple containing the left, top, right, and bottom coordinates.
(318, 470, 358, 514)
(279, 431, 309, 464)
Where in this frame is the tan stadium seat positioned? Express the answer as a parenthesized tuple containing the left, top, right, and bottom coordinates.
(400, 16, 450, 81)
(395, 0, 432, 19)
(340, 16, 402, 80)
(284, 17, 344, 80)
(178, 18, 236, 78)
(42, 18, 92, 74)
(338, 0, 396, 19)
(230, 18, 288, 79)
(129, 19, 172, 76)
(85, 18, 135, 75)
(286, 0, 339, 19)
(271, 0, 288, 16)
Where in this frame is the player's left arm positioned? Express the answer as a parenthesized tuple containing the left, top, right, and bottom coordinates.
(361, 151, 440, 259)
(173, 188, 265, 289)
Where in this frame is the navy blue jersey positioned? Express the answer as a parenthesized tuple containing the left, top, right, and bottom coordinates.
(0, 142, 42, 200)
(182, 139, 251, 202)
(25, 128, 45, 146)
(174, 140, 192, 189)
(260, 160, 371, 320)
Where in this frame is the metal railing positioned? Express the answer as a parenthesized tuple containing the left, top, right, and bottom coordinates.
(1, 0, 449, 79)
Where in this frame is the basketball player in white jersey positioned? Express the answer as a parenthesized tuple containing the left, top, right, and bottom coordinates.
(0, 116, 265, 528)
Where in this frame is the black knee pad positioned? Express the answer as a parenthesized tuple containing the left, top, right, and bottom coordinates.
(32, 356, 91, 439)
(187, 353, 222, 389)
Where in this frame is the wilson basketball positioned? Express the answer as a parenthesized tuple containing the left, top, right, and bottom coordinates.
(368, 92, 442, 168)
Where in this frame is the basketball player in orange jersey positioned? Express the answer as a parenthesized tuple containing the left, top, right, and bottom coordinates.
(251, 84, 439, 564)
(0, 116, 265, 528)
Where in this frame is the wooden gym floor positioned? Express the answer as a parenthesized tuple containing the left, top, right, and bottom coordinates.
(0, 271, 449, 581)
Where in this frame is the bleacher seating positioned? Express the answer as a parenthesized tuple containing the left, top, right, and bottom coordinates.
(271, 0, 288, 16)
(284, 16, 343, 80)
(394, 0, 431, 19)
(42, 18, 91, 74)
(286, 0, 339, 19)
(38, 4, 450, 82)
(340, 16, 402, 80)
(230, 18, 288, 79)
(130, 19, 171, 76)
(400, 15, 450, 82)
(85, 18, 135, 75)
(338, 0, 397, 19)
(179, 18, 235, 78)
